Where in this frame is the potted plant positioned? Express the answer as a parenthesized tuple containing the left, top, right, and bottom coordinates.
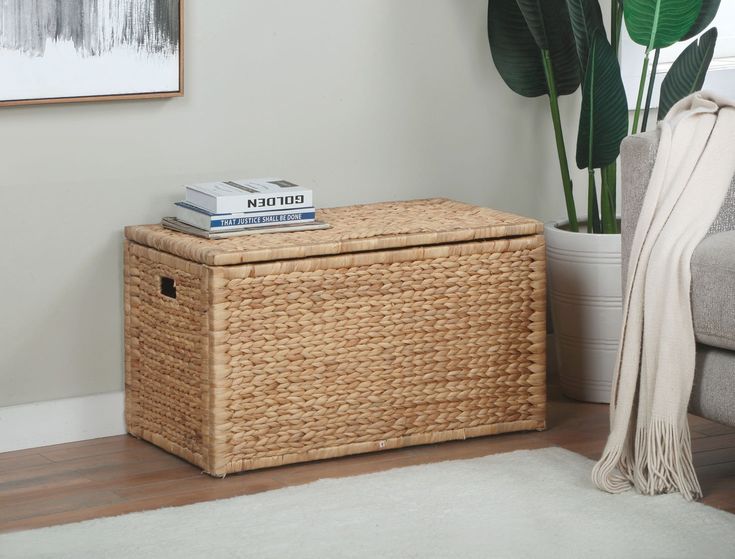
(487, 0, 721, 402)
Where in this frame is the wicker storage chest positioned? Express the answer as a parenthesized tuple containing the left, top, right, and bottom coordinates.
(124, 198, 546, 476)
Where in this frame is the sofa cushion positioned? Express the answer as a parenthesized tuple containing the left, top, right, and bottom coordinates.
(692, 231, 735, 351)
(690, 344, 735, 426)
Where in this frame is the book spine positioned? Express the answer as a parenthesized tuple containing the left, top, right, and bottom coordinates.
(176, 201, 313, 218)
(211, 211, 316, 230)
(240, 190, 313, 212)
(185, 188, 313, 213)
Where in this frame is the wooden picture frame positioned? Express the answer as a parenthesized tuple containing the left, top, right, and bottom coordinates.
(0, 0, 184, 108)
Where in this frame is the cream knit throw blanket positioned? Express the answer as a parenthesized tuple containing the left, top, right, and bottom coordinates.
(592, 92, 735, 501)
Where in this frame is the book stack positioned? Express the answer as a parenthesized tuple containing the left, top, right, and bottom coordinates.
(162, 178, 329, 239)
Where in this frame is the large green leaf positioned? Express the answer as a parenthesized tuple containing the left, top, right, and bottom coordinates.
(515, 0, 581, 92)
(488, 0, 548, 96)
(566, 0, 605, 74)
(658, 27, 718, 120)
(624, 0, 702, 51)
(488, 0, 580, 97)
(515, 0, 555, 48)
(683, 0, 720, 40)
(576, 31, 629, 170)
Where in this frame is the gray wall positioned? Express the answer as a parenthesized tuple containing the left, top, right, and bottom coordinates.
(0, 0, 583, 407)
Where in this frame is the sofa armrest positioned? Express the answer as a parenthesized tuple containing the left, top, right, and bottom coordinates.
(620, 130, 735, 282)
(620, 131, 659, 282)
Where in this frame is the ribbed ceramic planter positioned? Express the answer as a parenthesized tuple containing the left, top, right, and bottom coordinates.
(545, 220, 622, 403)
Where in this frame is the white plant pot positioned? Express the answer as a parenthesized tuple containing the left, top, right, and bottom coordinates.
(545, 219, 623, 403)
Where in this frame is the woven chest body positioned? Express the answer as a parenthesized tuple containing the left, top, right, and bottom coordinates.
(124, 199, 546, 476)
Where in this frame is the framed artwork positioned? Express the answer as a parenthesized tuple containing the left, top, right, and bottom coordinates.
(0, 0, 183, 107)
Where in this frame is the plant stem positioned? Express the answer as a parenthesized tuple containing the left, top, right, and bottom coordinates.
(611, 1, 623, 55)
(588, 169, 601, 234)
(601, 163, 617, 234)
(603, 1, 622, 235)
(610, 163, 618, 233)
(541, 49, 579, 232)
(631, 53, 650, 135)
(641, 49, 660, 132)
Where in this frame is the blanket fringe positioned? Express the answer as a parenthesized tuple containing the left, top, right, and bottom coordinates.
(633, 417, 702, 501)
(591, 444, 633, 494)
(592, 418, 702, 501)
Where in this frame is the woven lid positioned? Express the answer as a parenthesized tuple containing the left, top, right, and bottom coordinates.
(125, 198, 542, 266)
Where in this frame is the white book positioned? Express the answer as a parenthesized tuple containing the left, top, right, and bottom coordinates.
(185, 178, 313, 214)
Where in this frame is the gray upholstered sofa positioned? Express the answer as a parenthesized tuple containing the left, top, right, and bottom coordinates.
(621, 131, 735, 427)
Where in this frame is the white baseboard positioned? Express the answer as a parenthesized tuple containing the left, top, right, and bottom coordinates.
(0, 391, 126, 453)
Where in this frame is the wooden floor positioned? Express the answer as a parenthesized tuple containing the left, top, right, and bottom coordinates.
(1, 392, 734, 534)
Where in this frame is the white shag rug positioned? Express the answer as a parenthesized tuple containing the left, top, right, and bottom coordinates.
(2, 447, 734, 559)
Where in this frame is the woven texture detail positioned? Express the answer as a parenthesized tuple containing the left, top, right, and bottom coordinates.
(124, 201, 546, 475)
(125, 198, 543, 266)
(206, 240, 546, 474)
(125, 245, 208, 468)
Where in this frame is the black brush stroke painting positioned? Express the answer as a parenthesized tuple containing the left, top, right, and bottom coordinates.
(0, 0, 181, 104)
(0, 0, 179, 57)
